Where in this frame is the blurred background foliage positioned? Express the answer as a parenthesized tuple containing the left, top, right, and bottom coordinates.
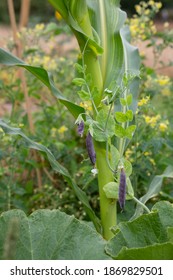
(0, 0, 173, 24)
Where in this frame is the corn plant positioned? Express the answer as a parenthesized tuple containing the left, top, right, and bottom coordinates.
(47, 0, 142, 239)
(0, 0, 173, 260)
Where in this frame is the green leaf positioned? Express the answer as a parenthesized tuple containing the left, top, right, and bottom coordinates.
(0, 48, 84, 119)
(75, 63, 84, 73)
(120, 98, 127, 106)
(125, 125, 136, 139)
(126, 110, 133, 121)
(103, 179, 133, 200)
(126, 94, 133, 106)
(49, 0, 104, 106)
(88, 0, 140, 110)
(72, 78, 86, 86)
(153, 201, 173, 229)
(120, 95, 133, 107)
(110, 145, 120, 170)
(132, 166, 173, 220)
(77, 90, 90, 101)
(120, 27, 140, 113)
(106, 201, 173, 260)
(49, 1, 140, 108)
(115, 124, 126, 138)
(0, 120, 101, 233)
(167, 228, 173, 242)
(115, 243, 173, 260)
(115, 112, 128, 123)
(92, 107, 115, 142)
(87, 0, 127, 88)
(126, 177, 134, 198)
(124, 159, 132, 177)
(103, 182, 118, 199)
(0, 209, 109, 260)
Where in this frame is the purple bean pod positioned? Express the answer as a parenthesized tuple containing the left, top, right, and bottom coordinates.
(86, 132, 96, 165)
(77, 121, 84, 137)
(118, 168, 126, 209)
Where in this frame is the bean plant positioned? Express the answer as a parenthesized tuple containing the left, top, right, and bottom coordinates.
(0, 0, 173, 260)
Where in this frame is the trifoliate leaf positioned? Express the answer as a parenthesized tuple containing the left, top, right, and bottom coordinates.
(124, 159, 132, 177)
(126, 94, 133, 106)
(77, 90, 90, 101)
(115, 112, 128, 123)
(126, 125, 136, 139)
(126, 110, 133, 121)
(115, 124, 126, 138)
(92, 108, 115, 141)
(72, 78, 86, 86)
(75, 63, 84, 73)
(120, 98, 127, 106)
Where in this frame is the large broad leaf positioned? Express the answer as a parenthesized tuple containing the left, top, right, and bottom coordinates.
(131, 165, 173, 220)
(114, 242, 173, 260)
(106, 201, 173, 260)
(0, 209, 109, 260)
(0, 48, 84, 119)
(0, 119, 101, 233)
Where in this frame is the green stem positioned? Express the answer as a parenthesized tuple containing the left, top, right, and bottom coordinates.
(132, 196, 151, 213)
(94, 141, 117, 240)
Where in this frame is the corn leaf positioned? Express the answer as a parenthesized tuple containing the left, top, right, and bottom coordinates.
(49, 0, 140, 109)
(0, 48, 84, 119)
(0, 119, 101, 233)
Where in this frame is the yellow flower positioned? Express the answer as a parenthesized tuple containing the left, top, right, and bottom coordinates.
(144, 9, 150, 15)
(79, 102, 92, 112)
(144, 151, 152, 156)
(141, 34, 147, 40)
(159, 121, 169, 132)
(58, 125, 68, 134)
(149, 0, 155, 6)
(144, 115, 161, 128)
(125, 148, 133, 159)
(156, 2, 162, 9)
(138, 96, 150, 106)
(55, 11, 62, 20)
(35, 23, 45, 31)
(157, 76, 170, 86)
(135, 5, 142, 14)
(150, 158, 156, 166)
(151, 25, 157, 34)
(51, 127, 57, 137)
(140, 51, 145, 57)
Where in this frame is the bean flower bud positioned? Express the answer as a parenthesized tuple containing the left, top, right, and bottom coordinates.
(118, 168, 126, 209)
(86, 132, 96, 165)
(77, 121, 84, 137)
